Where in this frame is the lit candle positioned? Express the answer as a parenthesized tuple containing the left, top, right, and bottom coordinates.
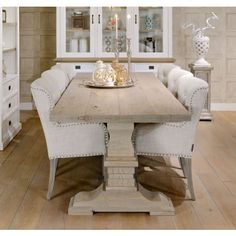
(127, 14, 131, 25)
(115, 14, 118, 40)
(127, 14, 131, 38)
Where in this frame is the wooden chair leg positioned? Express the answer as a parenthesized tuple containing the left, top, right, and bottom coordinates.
(180, 157, 196, 200)
(102, 154, 107, 190)
(179, 157, 186, 177)
(47, 159, 58, 200)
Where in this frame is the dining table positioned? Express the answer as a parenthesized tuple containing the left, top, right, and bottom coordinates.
(50, 72, 191, 215)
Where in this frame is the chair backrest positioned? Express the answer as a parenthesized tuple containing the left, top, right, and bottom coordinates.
(167, 68, 193, 96)
(51, 63, 76, 81)
(158, 63, 179, 86)
(168, 75, 208, 156)
(177, 76, 208, 124)
(43, 68, 70, 90)
(31, 70, 66, 139)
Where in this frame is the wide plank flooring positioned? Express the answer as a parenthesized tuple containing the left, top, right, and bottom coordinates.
(0, 111, 235, 229)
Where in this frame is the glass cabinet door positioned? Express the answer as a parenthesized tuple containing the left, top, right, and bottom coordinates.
(132, 7, 170, 57)
(56, 7, 171, 58)
(98, 7, 132, 57)
(139, 7, 163, 53)
(59, 7, 96, 57)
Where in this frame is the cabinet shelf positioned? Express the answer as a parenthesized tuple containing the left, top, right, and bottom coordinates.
(67, 28, 90, 32)
(2, 74, 18, 85)
(103, 29, 126, 32)
(140, 7, 163, 10)
(139, 29, 163, 33)
(3, 22, 17, 26)
(3, 47, 16, 53)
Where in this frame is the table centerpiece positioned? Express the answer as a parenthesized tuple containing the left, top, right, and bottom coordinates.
(85, 14, 134, 88)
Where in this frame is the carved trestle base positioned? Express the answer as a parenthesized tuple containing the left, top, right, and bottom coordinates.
(68, 184, 174, 215)
(68, 123, 175, 215)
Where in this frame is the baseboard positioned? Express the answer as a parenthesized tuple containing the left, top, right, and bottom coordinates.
(211, 103, 236, 111)
(20, 102, 34, 110)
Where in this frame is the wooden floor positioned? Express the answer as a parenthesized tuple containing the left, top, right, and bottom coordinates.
(0, 111, 236, 229)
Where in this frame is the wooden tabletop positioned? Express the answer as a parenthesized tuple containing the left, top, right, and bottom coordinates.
(50, 73, 191, 123)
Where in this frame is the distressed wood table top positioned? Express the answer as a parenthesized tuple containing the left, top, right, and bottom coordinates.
(50, 72, 191, 123)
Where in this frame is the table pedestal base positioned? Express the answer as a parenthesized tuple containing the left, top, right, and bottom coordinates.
(68, 184, 175, 216)
(68, 123, 175, 216)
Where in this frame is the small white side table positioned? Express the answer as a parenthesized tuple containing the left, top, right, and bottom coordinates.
(189, 63, 213, 121)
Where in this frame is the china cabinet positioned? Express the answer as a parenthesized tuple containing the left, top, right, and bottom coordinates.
(56, 7, 173, 75)
(0, 7, 21, 150)
(57, 7, 172, 58)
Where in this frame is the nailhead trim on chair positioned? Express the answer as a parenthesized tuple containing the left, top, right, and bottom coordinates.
(49, 153, 105, 159)
(31, 86, 55, 110)
(161, 87, 208, 128)
(31, 86, 110, 148)
(136, 152, 192, 158)
(55, 122, 109, 147)
(132, 86, 208, 158)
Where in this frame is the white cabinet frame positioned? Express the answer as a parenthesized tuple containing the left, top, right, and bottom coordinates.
(131, 7, 172, 58)
(57, 7, 98, 58)
(0, 7, 21, 150)
(96, 7, 133, 58)
(57, 7, 172, 58)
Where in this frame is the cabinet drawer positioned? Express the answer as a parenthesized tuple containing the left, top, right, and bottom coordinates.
(134, 64, 159, 73)
(3, 78, 17, 98)
(2, 110, 19, 140)
(3, 94, 18, 118)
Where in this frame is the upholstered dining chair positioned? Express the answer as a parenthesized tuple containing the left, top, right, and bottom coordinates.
(158, 63, 180, 86)
(132, 75, 208, 200)
(51, 63, 76, 81)
(167, 67, 193, 95)
(31, 70, 108, 200)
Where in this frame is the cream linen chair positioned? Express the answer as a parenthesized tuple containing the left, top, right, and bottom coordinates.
(132, 75, 208, 200)
(158, 63, 180, 86)
(31, 70, 108, 200)
(51, 63, 76, 81)
(167, 67, 193, 96)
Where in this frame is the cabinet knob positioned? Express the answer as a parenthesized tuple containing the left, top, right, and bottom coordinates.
(8, 103, 11, 108)
(8, 85, 11, 91)
(9, 120, 12, 126)
(135, 14, 137, 24)
(75, 65, 81, 70)
(92, 14, 94, 24)
(149, 65, 155, 70)
(98, 14, 101, 24)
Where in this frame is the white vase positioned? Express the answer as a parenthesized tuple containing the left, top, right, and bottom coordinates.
(69, 38, 78, 52)
(93, 60, 107, 85)
(193, 36, 210, 66)
(79, 38, 88, 52)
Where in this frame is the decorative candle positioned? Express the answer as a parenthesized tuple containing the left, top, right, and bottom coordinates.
(127, 14, 131, 25)
(127, 14, 131, 39)
(115, 14, 118, 40)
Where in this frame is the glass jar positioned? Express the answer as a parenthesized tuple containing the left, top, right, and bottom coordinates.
(93, 61, 107, 85)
